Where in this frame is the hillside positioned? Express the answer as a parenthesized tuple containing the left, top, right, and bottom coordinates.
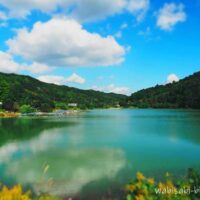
(128, 71, 200, 109)
(0, 72, 126, 111)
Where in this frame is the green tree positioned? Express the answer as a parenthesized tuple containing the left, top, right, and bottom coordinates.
(20, 105, 36, 114)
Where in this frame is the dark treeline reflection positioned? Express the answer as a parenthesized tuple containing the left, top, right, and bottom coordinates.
(0, 117, 76, 146)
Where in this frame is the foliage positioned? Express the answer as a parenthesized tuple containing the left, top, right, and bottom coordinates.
(125, 169, 200, 200)
(54, 102, 68, 110)
(128, 72, 200, 109)
(0, 184, 31, 200)
(0, 72, 126, 112)
(0, 185, 59, 200)
(20, 104, 36, 114)
(0, 112, 18, 118)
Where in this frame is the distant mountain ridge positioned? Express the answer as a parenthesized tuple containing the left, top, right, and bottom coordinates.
(0, 72, 126, 111)
(128, 71, 200, 109)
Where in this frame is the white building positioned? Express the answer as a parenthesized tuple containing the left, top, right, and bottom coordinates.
(68, 103, 78, 107)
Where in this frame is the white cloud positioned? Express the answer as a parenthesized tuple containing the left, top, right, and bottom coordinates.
(25, 62, 52, 74)
(71, 0, 126, 22)
(0, 0, 72, 18)
(127, 0, 149, 21)
(37, 75, 66, 85)
(167, 74, 179, 84)
(92, 84, 129, 95)
(7, 18, 125, 68)
(37, 73, 85, 85)
(0, 51, 22, 73)
(66, 73, 85, 84)
(0, 51, 51, 74)
(157, 3, 186, 31)
(0, 0, 149, 22)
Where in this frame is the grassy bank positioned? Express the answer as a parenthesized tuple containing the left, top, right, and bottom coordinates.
(0, 111, 19, 118)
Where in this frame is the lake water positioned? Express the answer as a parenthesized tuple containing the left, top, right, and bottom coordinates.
(0, 109, 200, 197)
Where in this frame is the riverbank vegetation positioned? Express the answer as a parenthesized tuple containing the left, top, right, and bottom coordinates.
(0, 111, 19, 118)
(1, 169, 199, 200)
(125, 169, 200, 200)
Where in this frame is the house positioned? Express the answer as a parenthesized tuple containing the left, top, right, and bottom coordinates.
(68, 103, 78, 107)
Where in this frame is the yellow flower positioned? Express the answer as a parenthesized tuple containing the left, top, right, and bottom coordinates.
(0, 184, 31, 200)
(147, 178, 155, 185)
(141, 188, 148, 196)
(135, 194, 145, 200)
(136, 172, 145, 181)
(158, 182, 165, 190)
(126, 184, 136, 192)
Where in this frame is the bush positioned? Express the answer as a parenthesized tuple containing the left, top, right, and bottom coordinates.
(20, 105, 36, 114)
(125, 169, 200, 200)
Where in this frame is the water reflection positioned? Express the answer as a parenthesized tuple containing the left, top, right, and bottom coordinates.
(0, 117, 76, 146)
(5, 148, 125, 195)
(0, 120, 126, 196)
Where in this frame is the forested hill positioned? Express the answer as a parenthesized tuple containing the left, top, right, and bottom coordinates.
(0, 72, 126, 111)
(128, 71, 200, 109)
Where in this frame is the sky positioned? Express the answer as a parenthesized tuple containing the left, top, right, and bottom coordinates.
(0, 0, 200, 95)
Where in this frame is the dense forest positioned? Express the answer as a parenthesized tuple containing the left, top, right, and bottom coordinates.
(0, 71, 200, 112)
(128, 71, 200, 109)
(0, 72, 126, 111)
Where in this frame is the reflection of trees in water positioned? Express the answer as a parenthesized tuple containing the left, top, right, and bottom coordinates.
(0, 118, 76, 146)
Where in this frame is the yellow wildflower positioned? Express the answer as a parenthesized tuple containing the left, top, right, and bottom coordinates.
(0, 184, 31, 200)
(158, 182, 165, 190)
(135, 194, 145, 200)
(147, 178, 155, 185)
(126, 184, 136, 192)
(136, 172, 145, 181)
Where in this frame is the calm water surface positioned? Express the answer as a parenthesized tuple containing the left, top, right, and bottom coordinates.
(0, 109, 200, 196)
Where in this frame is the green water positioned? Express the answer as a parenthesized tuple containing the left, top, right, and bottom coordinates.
(0, 109, 200, 196)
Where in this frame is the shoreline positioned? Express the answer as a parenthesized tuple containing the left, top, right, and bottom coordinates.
(1, 107, 200, 118)
(0, 109, 81, 118)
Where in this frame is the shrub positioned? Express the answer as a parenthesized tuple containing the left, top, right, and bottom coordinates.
(20, 105, 36, 114)
(125, 169, 200, 200)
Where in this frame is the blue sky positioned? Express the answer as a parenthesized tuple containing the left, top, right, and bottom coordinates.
(0, 0, 199, 95)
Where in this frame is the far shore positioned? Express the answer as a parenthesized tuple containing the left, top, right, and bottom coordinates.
(0, 109, 81, 118)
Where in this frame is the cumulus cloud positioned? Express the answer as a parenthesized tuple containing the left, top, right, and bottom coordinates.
(92, 84, 129, 95)
(0, 51, 22, 73)
(157, 3, 186, 31)
(27, 62, 52, 74)
(127, 0, 149, 21)
(0, 50, 51, 74)
(38, 73, 85, 85)
(66, 73, 86, 84)
(7, 18, 125, 68)
(0, 0, 72, 18)
(0, 0, 149, 22)
(167, 74, 179, 84)
(37, 75, 66, 85)
(71, 0, 126, 22)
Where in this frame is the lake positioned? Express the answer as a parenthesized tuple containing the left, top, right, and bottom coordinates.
(0, 109, 200, 197)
